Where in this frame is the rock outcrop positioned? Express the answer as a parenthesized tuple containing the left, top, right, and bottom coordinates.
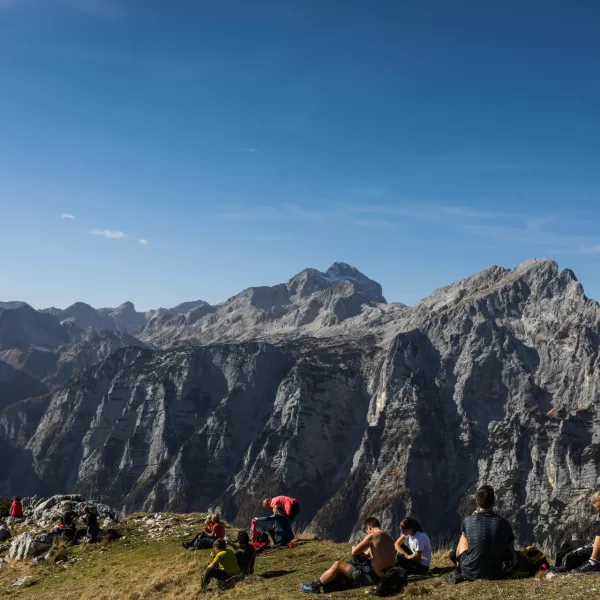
(1, 259, 600, 554)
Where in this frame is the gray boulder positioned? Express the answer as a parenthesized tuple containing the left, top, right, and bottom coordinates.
(9, 531, 53, 560)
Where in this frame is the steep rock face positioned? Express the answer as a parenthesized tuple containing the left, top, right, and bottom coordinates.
(1, 259, 600, 554)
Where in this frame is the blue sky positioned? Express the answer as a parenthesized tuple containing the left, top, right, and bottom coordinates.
(1, 0, 600, 310)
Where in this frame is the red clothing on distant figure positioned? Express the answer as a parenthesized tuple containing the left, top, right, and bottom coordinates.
(10, 501, 23, 517)
(212, 522, 225, 539)
(269, 495, 297, 518)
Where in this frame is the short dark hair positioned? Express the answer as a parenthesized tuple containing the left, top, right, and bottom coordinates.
(364, 517, 381, 530)
(237, 530, 250, 545)
(475, 485, 495, 509)
(273, 504, 284, 514)
(214, 538, 226, 551)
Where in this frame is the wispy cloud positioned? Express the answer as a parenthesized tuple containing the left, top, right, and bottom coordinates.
(89, 229, 127, 239)
(138, 239, 149, 245)
(580, 245, 600, 254)
(60, 213, 76, 220)
(217, 200, 600, 254)
(241, 147, 260, 153)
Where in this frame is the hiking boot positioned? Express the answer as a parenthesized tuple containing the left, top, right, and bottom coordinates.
(299, 581, 322, 594)
(578, 561, 600, 574)
(445, 570, 466, 584)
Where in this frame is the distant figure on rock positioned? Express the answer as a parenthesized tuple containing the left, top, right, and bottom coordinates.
(57, 503, 78, 544)
(447, 485, 515, 584)
(394, 517, 432, 575)
(254, 504, 294, 546)
(200, 538, 241, 592)
(263, 495, 300, 522)
(10, 496, 23, 518)
(300, 517, 395, 594)
(576, 490, 600, 573)
(81, 505, 100, 543)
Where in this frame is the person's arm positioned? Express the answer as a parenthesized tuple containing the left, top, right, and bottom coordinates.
(255, 515, 275, 522)
(395, 534, 407, 555)
(351, 534, 372, 557)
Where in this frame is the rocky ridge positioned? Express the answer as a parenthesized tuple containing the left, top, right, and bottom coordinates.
(1, 259, 600, 553)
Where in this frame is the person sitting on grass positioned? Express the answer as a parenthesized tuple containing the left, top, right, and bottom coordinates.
(447, 485, 515, 584)
(394, 517, 432, 575)
(576, 490, 600, 573)
(300, 517, 396, 594)
(183, 514, 225, 549)
(254, 504, 294, 546)
(200, 538, 241, 592)
(227, 530, 256, 574)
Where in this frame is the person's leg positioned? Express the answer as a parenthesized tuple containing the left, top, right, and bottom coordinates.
(319, 560, 354, 585)
(201, 568, 228, 591)
(592, 536, 600, 562)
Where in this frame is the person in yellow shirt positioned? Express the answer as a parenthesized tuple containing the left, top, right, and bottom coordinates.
(200, 538, 242, 592)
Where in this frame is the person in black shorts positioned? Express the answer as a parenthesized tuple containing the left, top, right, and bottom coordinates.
(447, 485, 515, 584)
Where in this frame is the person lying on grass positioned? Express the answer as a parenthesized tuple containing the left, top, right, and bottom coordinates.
(200, 538, 241, 592)
(300, 517, 395, 594)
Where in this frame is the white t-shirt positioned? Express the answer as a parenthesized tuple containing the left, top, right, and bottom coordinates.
(408, 531, 432, 566)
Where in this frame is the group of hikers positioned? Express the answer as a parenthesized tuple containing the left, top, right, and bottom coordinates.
(5, 496, 101, 545)
(188, 487, 600, 595)
(181, 495, 300, 592)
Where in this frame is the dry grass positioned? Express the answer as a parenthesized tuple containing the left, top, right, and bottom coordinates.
(0, 522, 598, 599)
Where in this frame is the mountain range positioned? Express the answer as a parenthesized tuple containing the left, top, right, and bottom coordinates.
(1, 259, 599, 552)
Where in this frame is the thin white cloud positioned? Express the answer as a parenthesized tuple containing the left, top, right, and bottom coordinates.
(60, 213, 76, 220)
(89, 229, 127, 239)
(580, 245, 600, 254)
(241, 147, 260, 153)
(138, 239, 149, 245)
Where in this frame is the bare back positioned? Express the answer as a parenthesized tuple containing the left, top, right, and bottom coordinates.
(367, 529, 396, 576)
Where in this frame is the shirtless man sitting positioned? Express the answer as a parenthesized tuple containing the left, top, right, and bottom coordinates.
(300, 517, 395, 594)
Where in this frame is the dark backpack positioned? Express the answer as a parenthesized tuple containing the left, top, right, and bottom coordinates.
(371, 566, 408, 597)
(556, 543, 593, 571)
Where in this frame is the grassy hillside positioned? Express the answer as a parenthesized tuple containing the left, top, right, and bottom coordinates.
(0, 513, 596, 599)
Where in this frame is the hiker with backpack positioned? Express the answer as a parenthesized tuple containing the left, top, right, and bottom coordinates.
(300, 517, 395, 594)
(394, 517, 432, 575)
(200, 538, 242, 592)
(254, 504, 294, 546)
(263, 495, 300, 522)
(447, 485, 515, 584)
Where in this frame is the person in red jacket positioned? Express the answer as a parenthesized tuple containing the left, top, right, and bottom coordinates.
(263, 495, 300, 522)
(10, 496, 23, 518)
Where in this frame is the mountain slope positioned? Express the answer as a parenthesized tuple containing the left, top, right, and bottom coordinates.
(1, 259, 599, 552)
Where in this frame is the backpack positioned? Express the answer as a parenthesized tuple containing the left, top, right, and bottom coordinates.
(556, 543, 593, 571)
(371, 566, 408, 597)
(522, 546, 550, 572)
